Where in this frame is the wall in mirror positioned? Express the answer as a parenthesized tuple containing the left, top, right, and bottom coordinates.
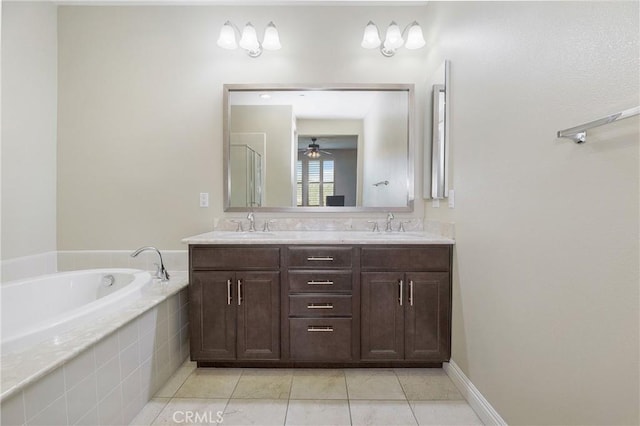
(224, 85, 414, 212)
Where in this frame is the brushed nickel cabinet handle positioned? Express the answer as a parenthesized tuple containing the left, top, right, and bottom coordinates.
(307, 326, 334, 332)
(227, 279, 232, 305)
(399, 279, 404, 306)
(409, 280, 414, 306)
(307, 303, 334, 309)
(237, 279, 242, 306)
(307, 256, 334, 261)
(307, 280, 334, 285)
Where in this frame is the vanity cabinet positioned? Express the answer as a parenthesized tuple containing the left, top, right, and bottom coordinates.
(360, 247, 451, 362)
(286, 246, 358, 362)
(188, 243, 451, 366)
(189, 247, 280, 361)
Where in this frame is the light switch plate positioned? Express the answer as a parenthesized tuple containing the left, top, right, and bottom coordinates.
(199, 192, 209, 208)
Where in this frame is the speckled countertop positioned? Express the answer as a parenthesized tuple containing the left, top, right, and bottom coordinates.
(0, 272, 189, 402)
(182, 230, 455, 245)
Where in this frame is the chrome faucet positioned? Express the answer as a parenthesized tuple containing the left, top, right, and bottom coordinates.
(385, 212, 394, 232)
(247, 212, 257, 232)
(131, 246, 170, 282)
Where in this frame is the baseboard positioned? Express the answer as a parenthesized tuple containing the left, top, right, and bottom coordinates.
(444, 360, 508, 426)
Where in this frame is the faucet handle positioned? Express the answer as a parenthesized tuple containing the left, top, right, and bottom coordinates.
(398, 221, 409, 232)
(263, 219, 276, 232)
(367, 220, 380, 232)
(230, 220, 244, 232)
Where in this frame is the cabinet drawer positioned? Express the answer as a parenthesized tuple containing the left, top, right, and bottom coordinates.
(361, 246, 451, 271)
(289, 295, 352, 317)
(287, 247, 352, 269)
(290, 318, 352, 361)
(288, 271, 352, 293)
(191, 247, 280, 270)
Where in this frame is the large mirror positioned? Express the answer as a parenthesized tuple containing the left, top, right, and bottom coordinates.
(223, 84, 414, 212)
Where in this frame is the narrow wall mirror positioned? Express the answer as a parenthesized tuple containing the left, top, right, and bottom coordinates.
(223, 84, 414, 212)
(428, 60, 450, 199)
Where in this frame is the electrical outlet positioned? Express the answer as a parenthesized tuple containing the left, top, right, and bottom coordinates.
(199, 192, 209, 208)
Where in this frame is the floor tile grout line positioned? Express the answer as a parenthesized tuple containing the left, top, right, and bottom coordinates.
(282, 371, 295, 425)
(344, 369, 354, 426)
(222, 367, 243, 416)
(395, 369, 420, 426)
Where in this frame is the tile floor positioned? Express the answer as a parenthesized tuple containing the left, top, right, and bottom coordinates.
(130, 361, 484, 426)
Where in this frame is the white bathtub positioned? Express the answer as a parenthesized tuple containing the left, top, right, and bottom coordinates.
(1, 268, 152, 354)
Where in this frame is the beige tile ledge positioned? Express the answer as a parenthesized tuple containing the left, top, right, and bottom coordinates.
(0, 272, 189, 402)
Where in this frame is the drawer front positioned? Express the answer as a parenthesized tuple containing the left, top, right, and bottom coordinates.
(289, 295, 352, 317)
(290, 318, 352, 361)
(288, 270, 352, 293)
(361, 246, 451, 271)
(287, 247, 353, 269)
(191, 247, 280, 270)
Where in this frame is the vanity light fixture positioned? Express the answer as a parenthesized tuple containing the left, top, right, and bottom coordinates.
(217, 21, 281, 57)
(361, 21, 426, 57)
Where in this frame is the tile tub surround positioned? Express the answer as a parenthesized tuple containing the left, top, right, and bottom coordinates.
(0, 273, 189, 424)
(1, 250, 188, 284)
(1, 251, 58, 283)
(130, 367, 483, 426)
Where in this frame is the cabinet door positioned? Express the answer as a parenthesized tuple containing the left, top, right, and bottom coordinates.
(361, 272, 405, 360)
(190, 271, 236, 360)
(236, 271, 281, 360)
(405, 272, 451, 361)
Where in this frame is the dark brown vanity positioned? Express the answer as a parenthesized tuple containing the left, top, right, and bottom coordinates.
(188, 242, 453, 367)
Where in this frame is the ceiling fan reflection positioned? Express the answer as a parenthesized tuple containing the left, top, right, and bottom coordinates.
(300, 137, 333, 158)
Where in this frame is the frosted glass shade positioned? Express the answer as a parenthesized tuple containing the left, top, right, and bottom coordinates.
(361, 21, 381, 49)
(405, 22, 426, 49)
(239, 23, 260, 51)
(262, 22, 281, 50)
(383, 21, 404, 50)
(217, 21, 237, 49)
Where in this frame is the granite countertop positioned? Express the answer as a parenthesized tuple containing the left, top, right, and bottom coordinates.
(0, 272, 189, 402)
(182, 230, 455, 245)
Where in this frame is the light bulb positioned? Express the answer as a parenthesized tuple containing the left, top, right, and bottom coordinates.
(361, 21, 381, 49)
(383, 21, 404, 50)
(262, 22, 281, 50)
(217, 21, 237, 49)
(239, 22, 260, 52)
(405, 22, 426, 50)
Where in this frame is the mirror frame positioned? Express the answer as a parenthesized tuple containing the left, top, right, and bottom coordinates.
(429, 60, 450, 200)
(223, 84, 415, 213)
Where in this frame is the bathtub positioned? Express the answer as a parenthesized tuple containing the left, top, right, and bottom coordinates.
(1, 268, 152, 354)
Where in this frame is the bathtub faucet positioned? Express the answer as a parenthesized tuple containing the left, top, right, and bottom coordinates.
(131, 246, 170, 282)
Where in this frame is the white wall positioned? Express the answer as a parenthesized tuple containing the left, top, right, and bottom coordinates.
(362, 91, 409, 207)
(1, 2, 57, 261)
(56, 5, 428, 250)
(423, 2, 639, 424)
